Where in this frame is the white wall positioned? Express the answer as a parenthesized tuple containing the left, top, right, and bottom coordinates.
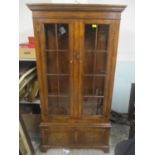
(19, 0, 51, 43)
(19, 0, 135, 113)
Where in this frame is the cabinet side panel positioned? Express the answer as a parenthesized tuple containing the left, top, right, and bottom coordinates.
(104, 21, 121, 119)
(33, 19, 46, 121)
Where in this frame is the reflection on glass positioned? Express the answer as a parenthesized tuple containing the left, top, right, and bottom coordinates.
(45, 24, 69, 50)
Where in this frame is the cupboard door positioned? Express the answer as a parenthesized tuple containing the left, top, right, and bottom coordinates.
(79, 21, 112, 118)
(76, 128, 109, 146)
(43, 127, 74, 146)
(40, 20, 74, 117)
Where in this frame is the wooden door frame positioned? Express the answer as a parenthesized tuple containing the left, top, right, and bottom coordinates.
(77, 19, 120, 122)
(35, 18, 75, 121)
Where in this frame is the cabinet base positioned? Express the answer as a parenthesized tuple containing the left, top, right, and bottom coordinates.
(40, 145, 110, 153)
(40, 122, 111, 153)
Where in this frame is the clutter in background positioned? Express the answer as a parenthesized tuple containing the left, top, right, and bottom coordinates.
(19, 66, 39, 103)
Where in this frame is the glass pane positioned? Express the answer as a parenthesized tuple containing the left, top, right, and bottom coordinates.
(45, 24, 69, 50)
(58, 52, 69, 74)
(84, 52, 94, 74)
(82, 24, 109, 116)
(45, 52, 57, 74)
(83, 97, 104, 115)
(45, 24, 56, 50)
(45, 51, 69, 74)
(84, 52, 107, 75)
(96, 24, 109, 50)
(47, 76, 58, 95)
(95, 52, 107, 74)
(85, 25, 96, 50)
(48, 97, 69, 115)
(57, 24, 69, 50)
(44, 23, 70, 115)
(59, 76, 69, 95)
(83, 77, 105, 96)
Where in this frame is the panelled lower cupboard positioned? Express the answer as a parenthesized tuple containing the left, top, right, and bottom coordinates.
(28, 4, 126, 152)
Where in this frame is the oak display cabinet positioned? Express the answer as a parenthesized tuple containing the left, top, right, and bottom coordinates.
(28, 4, 126, 153)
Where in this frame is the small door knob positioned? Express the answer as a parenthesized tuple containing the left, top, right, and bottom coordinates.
(70, 60, 73, 63)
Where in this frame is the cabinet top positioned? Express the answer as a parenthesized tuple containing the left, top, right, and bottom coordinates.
(27, 3, 126, 12)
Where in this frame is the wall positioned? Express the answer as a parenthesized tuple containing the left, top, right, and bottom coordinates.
(19, 0, 51, 43)
(112, 61, 135, 113)
(19, 0, 135, 113)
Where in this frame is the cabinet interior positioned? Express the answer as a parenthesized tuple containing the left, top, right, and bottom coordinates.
(43, 23, 109, 116)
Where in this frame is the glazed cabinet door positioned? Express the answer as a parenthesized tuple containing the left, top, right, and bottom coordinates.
(38, 19, 74, 119)
(78, 20, 115, 120)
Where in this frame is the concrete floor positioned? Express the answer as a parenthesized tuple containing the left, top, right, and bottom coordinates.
(33, 123, 129, 155)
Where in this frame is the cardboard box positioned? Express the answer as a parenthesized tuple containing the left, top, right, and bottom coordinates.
(19, 47, 36, 59)
(19, 42, 36, 59)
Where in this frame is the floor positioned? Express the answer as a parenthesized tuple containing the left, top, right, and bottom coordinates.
(33, 123, 129, 155)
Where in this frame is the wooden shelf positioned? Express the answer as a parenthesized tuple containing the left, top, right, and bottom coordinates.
(45, 49, 68, 52)
(83, 95, 104, 98)
(84, 74, 106, 77)
(85, 50, 108, 53)
(48, 94, 69, 98)
(19, 58, 36, 62)
(19, 99, 40, 104)
(46, 73, 69, 76)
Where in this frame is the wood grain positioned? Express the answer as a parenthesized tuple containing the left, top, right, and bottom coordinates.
(28, 3, 126, 153)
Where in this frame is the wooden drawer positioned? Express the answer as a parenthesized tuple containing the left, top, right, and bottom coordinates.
(43, 127, 74, 146)
(76, 128, 109, 145)
(41, 125, 110, 147)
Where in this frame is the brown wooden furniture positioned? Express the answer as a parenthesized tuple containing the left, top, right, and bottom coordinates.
(28, 4, 126, 153)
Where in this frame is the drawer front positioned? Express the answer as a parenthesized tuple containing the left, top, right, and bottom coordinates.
(43, 128, 74, 146)
(41, 125, 110, 147)
(77, 128, 109, 145)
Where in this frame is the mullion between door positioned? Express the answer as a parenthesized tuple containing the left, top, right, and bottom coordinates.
(69, 21, 74, 117)
(78, 20, 84, 119)
(55, 24, 60, 108)
(73, 20, 81, 119)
